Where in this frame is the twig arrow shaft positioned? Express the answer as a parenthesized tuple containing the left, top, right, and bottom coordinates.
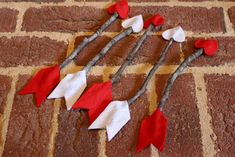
(83, 27, 133, 73)
(159, 48, 203, 110)
(111, 24, 159, 84)
(128, 38, 174, 105)
(59, 13, 119, 69)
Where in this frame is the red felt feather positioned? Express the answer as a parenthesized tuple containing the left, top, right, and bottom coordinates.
(194, 39, 218, 56)
(19, 65, 60, 107)
(107, 0, 129, 19)
(136, 109, 168, 152)
(72, 81, 113, 124)
(144, 14, 165, 29)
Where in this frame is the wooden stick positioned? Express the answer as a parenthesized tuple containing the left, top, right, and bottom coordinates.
(128, 38, 174, 105)
(59, 13, 119, 69)
(83, 27, 133, 73)
(111, 24, 161, 84)
(158, 48, 203, 111)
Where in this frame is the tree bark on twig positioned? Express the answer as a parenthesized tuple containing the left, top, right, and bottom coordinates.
(128, 38, 174, 105)
(111, 24, 161, 84)
(83, 27, 133, 73)
(158, 48, 203, 111)
(59, 13, 119, 69)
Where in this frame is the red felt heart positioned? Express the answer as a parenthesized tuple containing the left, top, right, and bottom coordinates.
(194, 39, 218, 56)
(19, 65, 60, 107)
(136, 109, 168, 152)
(107, 0, 129, 19)
(72, 81, 113, 124)
(144, 14, 165, 29)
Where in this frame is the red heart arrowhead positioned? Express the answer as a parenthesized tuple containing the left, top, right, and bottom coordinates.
(107, 0, 129, 19)
(144, 14, 164, 29)
(19, 65, 60, 107)
(136, 109, 168, 152)
(72, 81, 113, 124)
(194, 39, 218, 56)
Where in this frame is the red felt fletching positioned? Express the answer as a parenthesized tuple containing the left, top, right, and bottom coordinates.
(19, 65, 60, 107)
(72, 81, 113, 124)
(194, 39, 218, 56)
(144, 14, 164, 29)
(136, 109, 168, 152)
(107, 0, 129, 19)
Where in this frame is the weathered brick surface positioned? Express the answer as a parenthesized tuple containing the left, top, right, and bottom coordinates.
(0, 75, 12, 114)
(0, 8, 18, 32)
(205, 74, 235, 156)
(54, 75, 102, 157)
(130, 6, 225, 33)
(228, 7, 235, 30)
(183, 37, 235, 66)
(155, 74, 203, 157)
(3, 75, 54, 157)
(0, 36, 67, 67)
(75, 35, 180, 66)
(22, 7, 121, 33)
(106, 74, 151, 157)
(0, 0, 64, 2)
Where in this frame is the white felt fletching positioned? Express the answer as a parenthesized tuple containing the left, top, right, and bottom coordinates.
(89, 100, 131, 141)
(48, 70, 87, 110)
(121, 15, 144, 33)
(162, 26, 185, 42)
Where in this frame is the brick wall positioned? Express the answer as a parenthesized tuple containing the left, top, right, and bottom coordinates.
(0, 0, 234, 157)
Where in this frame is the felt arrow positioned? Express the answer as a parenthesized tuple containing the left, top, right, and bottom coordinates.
(162, 26, 185, 42)
(122, 15, 144, 33)
(107, 0, 129, 19)
(73, 15, 164, 124)
(136, 39, 219, 153)
(194, 39, 218, 56)
(48, 70, 87, 110)
(89, 100, 130, 141)
(19, 1, 128, 107)
(19, 65, 60, 107)
(51, 15, 143, 110)
(144, 14, 165, 29)
(136, 109, 167, 152)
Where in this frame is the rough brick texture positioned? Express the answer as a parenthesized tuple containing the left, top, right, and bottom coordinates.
(228, 7, 235, 30)
(22, 7, 121, 33)
(3, 75, 54, 157)
(0, 36, 67, 67)
(0, 8, 18, 32)
(156, 74, 203, 157)
(75, 35, 180, 66)
(0, 75, 12, 114)
(54, 76, 102, 157)
(205, 74, 235, 157)
(106, 74, 150, 157)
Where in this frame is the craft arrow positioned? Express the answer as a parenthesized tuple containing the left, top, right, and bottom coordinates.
(73, 15, 164, 124)
(89, 100, 130, 141)
(18, 0, 129, 107)
(122, 15, 144, 33)
(19, 65, 60, 107)
(48, 70, 87, 110)
(136, 39, 218, 153)
(162, 26, 185, 42)
(50, 15, 143, 110)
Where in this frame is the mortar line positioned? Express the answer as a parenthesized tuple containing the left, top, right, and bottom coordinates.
(193, 73, 217, 157)
(223, 6, 234, 34)
(47, 99, 61, 157)
(0, 75, 18, 157)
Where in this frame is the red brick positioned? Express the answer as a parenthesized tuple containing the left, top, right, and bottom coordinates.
(106, 74, 151, 157)
(54, 75, 102, 157)
(205, 74, 235, 156)
(0, 75, 12, 114)
(0, 0, 64, 2)
(0, 8, 18, 32)
(228, 7, 235, 30)
(3, 75, 54, 157)
(75, 35, 180, 66)
(22, 6, 121, 33)
(155, 74, 203, 157)
(0, 36, 67, 67)
(183, 37, 235, 66)
(130, 6, 225, 33)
